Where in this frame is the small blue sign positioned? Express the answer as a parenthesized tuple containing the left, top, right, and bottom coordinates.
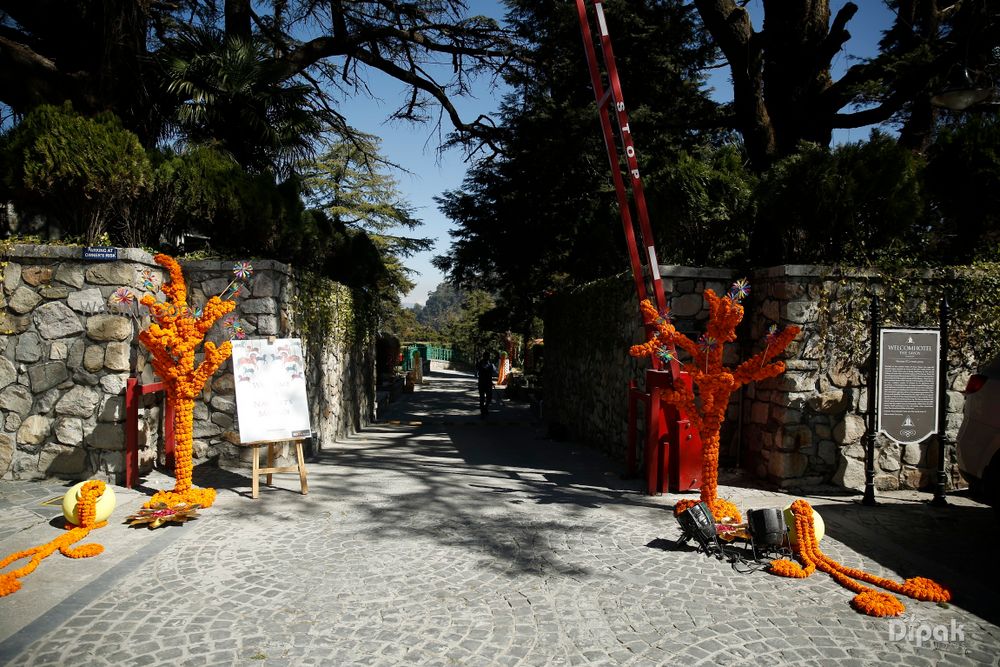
(83, 247, 118, 261)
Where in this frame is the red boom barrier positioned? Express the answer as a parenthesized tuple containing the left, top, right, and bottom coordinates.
(575, 0, 703, 493)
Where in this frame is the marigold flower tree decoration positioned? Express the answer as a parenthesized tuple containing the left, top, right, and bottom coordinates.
(629, 281, 800, 523)
(138, 254, 240, 509)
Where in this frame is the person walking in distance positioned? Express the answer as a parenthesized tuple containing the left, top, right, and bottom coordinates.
(476, 352, 497, 417)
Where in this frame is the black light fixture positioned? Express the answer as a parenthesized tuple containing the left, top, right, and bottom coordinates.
(746, 508, 788, 548)
(674, 501, 721, 555)
(930, 68, 999, 111)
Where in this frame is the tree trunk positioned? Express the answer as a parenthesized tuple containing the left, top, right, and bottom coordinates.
(761, 0, 843, 155)
(696, 1, 860, 265)
(225, 0, 253, 40)
(695, 0, 858, 171)
(694, 0, 775, 171)
(892, 0, 944, 152)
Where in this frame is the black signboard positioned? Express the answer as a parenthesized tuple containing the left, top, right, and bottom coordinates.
(877, 328, 940, 444)
(83, 247, 118, 261)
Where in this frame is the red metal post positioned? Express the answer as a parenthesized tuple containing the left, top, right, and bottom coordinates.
(576, 0, 649, 309)
(575, 0, 679, 377)
(125, 377, 139, 488)
(123, 377, 176, 488)
(645, 369, 677, 494)
(645, 380, 662, 494)
(590, 1, 668, 314)
(669, 372, 702, 492)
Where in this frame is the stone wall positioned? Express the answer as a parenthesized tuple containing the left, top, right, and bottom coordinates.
(543, 267, 737, 463)
(743, 266, 972, 492)
(0, 245, 374, 482)
(543, 265, 978, 492)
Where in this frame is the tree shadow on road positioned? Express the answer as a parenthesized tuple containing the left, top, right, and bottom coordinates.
(253, 413, 681, 581)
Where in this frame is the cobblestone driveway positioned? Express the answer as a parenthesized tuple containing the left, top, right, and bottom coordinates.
(1, 370, 998, 665)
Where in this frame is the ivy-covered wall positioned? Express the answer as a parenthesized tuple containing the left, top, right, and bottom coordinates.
(0, 244, 375, 482)
(543, 267, 737, 465)
(544, 264, 995, 492)
(745, 265, 989, 491)
(180, 259, 375, 471)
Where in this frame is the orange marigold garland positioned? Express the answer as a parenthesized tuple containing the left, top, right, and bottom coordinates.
(769, 499, 952, 617)
(0, 481, 108, 597)
(629, 282, 800, 523)
(139, 254, 240, 510)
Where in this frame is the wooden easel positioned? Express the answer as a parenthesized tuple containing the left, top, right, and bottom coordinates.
(246, 439, 309, 499)
(235, 335, 311, 499)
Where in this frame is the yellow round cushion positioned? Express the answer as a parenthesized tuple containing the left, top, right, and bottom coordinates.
(783, 504, 825, 546)
(62, 481, 116, 525)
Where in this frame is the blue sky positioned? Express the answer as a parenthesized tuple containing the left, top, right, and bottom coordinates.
(345, 1, 897, 307)
(344, 0, 508, 307)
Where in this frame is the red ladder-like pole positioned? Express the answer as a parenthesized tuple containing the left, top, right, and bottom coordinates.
(574, 0, 678, 377)
(575, 0, 703, 494)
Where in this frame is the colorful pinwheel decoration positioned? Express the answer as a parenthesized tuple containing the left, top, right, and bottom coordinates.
(141, 269, 157, 293)
(761, 323, 780, 367)
(223, 315, 247, 340)
(217, 283, 241, 301)
(656, 347, 682, 367)
(698, 334, 719, 372)
(233, 261, 254, 280)
(218, 261, 255, 300)
(728, 278, 750, 302)
(109, 287, 135, 307)
(181, 305, 203, 319)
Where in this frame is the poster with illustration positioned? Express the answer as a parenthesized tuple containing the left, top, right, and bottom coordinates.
(231, 338, 312, 443)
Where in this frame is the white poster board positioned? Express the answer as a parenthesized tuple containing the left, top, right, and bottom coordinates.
(231, 338, 312, 443)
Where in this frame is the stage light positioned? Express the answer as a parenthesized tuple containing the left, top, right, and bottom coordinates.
(746, 508, 788, 548)
(675, 501, 720, 554)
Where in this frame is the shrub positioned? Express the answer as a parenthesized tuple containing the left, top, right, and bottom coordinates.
(0, 103, 150, 243)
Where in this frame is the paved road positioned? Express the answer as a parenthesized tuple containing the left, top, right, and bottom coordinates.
(1, 369, 998, 666)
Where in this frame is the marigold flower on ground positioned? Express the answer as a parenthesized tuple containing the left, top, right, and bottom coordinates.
(0, 481, 108, 596)
(768, 499, 951, 617)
